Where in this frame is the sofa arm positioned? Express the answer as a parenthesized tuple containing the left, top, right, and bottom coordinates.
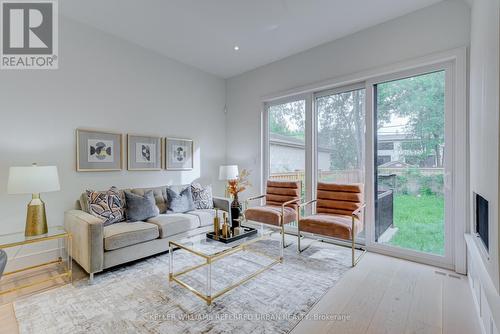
(64, 210, 104, 275)
(213, 196, 232, 222)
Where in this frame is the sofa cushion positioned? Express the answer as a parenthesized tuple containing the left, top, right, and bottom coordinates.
(124, 190, 160, 221)
(86, 187, 126, 226)
(186, 209, 225, 227)
(126, 186, 169, 214)
(147, 214, 200, 238)
(191, 183, 214, 209)
(103, 222, 159, 251)
(167, 187, 195, 213)
(168, 184, 189, 194)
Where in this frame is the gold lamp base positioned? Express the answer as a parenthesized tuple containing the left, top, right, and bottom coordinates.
(25, 193, 48, 237)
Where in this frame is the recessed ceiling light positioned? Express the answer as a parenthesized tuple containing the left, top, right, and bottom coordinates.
(233, 46, 240, 51)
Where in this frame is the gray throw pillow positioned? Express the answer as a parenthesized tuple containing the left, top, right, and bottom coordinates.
(124, 190, 160, 221)
(167, 187, 195, 213)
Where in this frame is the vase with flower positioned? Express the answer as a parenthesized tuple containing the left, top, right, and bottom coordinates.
(226, 169, 251, 230)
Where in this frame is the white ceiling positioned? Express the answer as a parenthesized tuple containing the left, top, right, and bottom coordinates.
(61, 0, 444, 78)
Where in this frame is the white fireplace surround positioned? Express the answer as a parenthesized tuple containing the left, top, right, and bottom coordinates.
(466, 234, 500, 334)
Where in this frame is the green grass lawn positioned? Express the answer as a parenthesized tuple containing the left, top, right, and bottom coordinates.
(389, 194, 444, 255)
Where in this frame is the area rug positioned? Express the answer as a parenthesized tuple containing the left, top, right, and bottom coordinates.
(14, 237, 354, 334)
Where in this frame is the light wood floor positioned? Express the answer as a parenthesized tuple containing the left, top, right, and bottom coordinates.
(0, 251, 481, 334)
(291, 252, 481, 334)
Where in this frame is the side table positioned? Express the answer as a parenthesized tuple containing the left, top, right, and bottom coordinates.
(0, 226, 72, 296)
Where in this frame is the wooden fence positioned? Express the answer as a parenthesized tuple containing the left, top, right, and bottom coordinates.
(269, 170, 363, 184)
(270, 168, 442, 184)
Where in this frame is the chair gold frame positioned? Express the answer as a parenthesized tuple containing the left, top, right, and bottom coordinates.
(244, 195, 300, 249)
(298, 200, 366, 267)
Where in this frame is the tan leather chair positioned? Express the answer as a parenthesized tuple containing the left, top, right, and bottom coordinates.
(298, 182, 366, 266)
(244, 180, 301, 251)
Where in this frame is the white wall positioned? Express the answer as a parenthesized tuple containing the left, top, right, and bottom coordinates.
(226, 0, 470, 197)
(0, 17, 227, 236)
(468, 0, 500, 309)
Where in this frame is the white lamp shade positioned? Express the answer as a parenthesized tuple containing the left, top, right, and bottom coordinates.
(8, 165, 60, 194)
(219, 165, 239, 180)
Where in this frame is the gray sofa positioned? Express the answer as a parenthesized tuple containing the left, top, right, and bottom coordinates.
(64, 185, 230, 282)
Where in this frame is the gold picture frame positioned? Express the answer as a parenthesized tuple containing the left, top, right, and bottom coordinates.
(165, 137, 194, 170)
(127, 134, 163, 171)
(76, 129, 123, 172)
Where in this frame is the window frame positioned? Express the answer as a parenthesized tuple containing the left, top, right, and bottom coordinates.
(260, 48, 467, 273)
(263, 94, 311, 206)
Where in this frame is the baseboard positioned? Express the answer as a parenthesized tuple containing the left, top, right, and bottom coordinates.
(465, 234, 500, 334)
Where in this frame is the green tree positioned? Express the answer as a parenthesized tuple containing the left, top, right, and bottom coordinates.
(317, 89, 365, 170)
(377, 71, 445, 167)
(269, 100, 305, 140)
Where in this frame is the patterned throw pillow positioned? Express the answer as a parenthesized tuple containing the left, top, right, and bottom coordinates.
(86, 187, 125, 226)
(191, 183, 214, 209)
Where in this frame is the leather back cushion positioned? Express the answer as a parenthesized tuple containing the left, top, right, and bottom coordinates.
(316, 182, 363, 216)
(265, 180, 301, 208)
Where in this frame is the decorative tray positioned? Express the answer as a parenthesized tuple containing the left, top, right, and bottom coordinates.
(206, 226, 258, 243)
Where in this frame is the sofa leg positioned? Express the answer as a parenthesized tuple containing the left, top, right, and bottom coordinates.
(89, 273, 94, 284)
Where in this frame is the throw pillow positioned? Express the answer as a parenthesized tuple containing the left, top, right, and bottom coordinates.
(191, 183, 214, 209)
(167, 186, 195, 213)
(124, 190, 160, 221)
(86, 187, 125, 226)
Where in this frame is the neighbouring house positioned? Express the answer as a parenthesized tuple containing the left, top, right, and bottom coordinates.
(269, 133, 332, 173)
(377, 133, 444, 168)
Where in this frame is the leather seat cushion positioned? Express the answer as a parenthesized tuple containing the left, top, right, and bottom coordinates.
(245, 205, 297, 226)
(103, 222, 159, 251)
(299, 214, 363, 240)
(147, 213, 200, 238)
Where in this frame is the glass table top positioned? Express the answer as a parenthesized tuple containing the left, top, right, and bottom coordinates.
(170, 225, 273, 258)
(0, 226, 68, 249)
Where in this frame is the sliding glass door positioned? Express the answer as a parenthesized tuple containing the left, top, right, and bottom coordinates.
(372, 68, 453, 264)
(266, 98, 306, 204)
(262, 61, 457, 268)
(316, 86, 365, 184)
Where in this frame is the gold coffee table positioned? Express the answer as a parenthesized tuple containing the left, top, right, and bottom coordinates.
(169, 226, 280, 305)
(0, 226, 72, 296)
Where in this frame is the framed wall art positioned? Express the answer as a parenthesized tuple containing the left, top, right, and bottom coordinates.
(165, 138, 193, 170)
(127, 134, 162, 171)
(76, 129, 123, 172)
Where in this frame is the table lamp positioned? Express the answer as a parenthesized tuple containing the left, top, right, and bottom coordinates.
(7, 164, 60, 236)
(219, 165, 239, 181)
(219, 165, 238, 197)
